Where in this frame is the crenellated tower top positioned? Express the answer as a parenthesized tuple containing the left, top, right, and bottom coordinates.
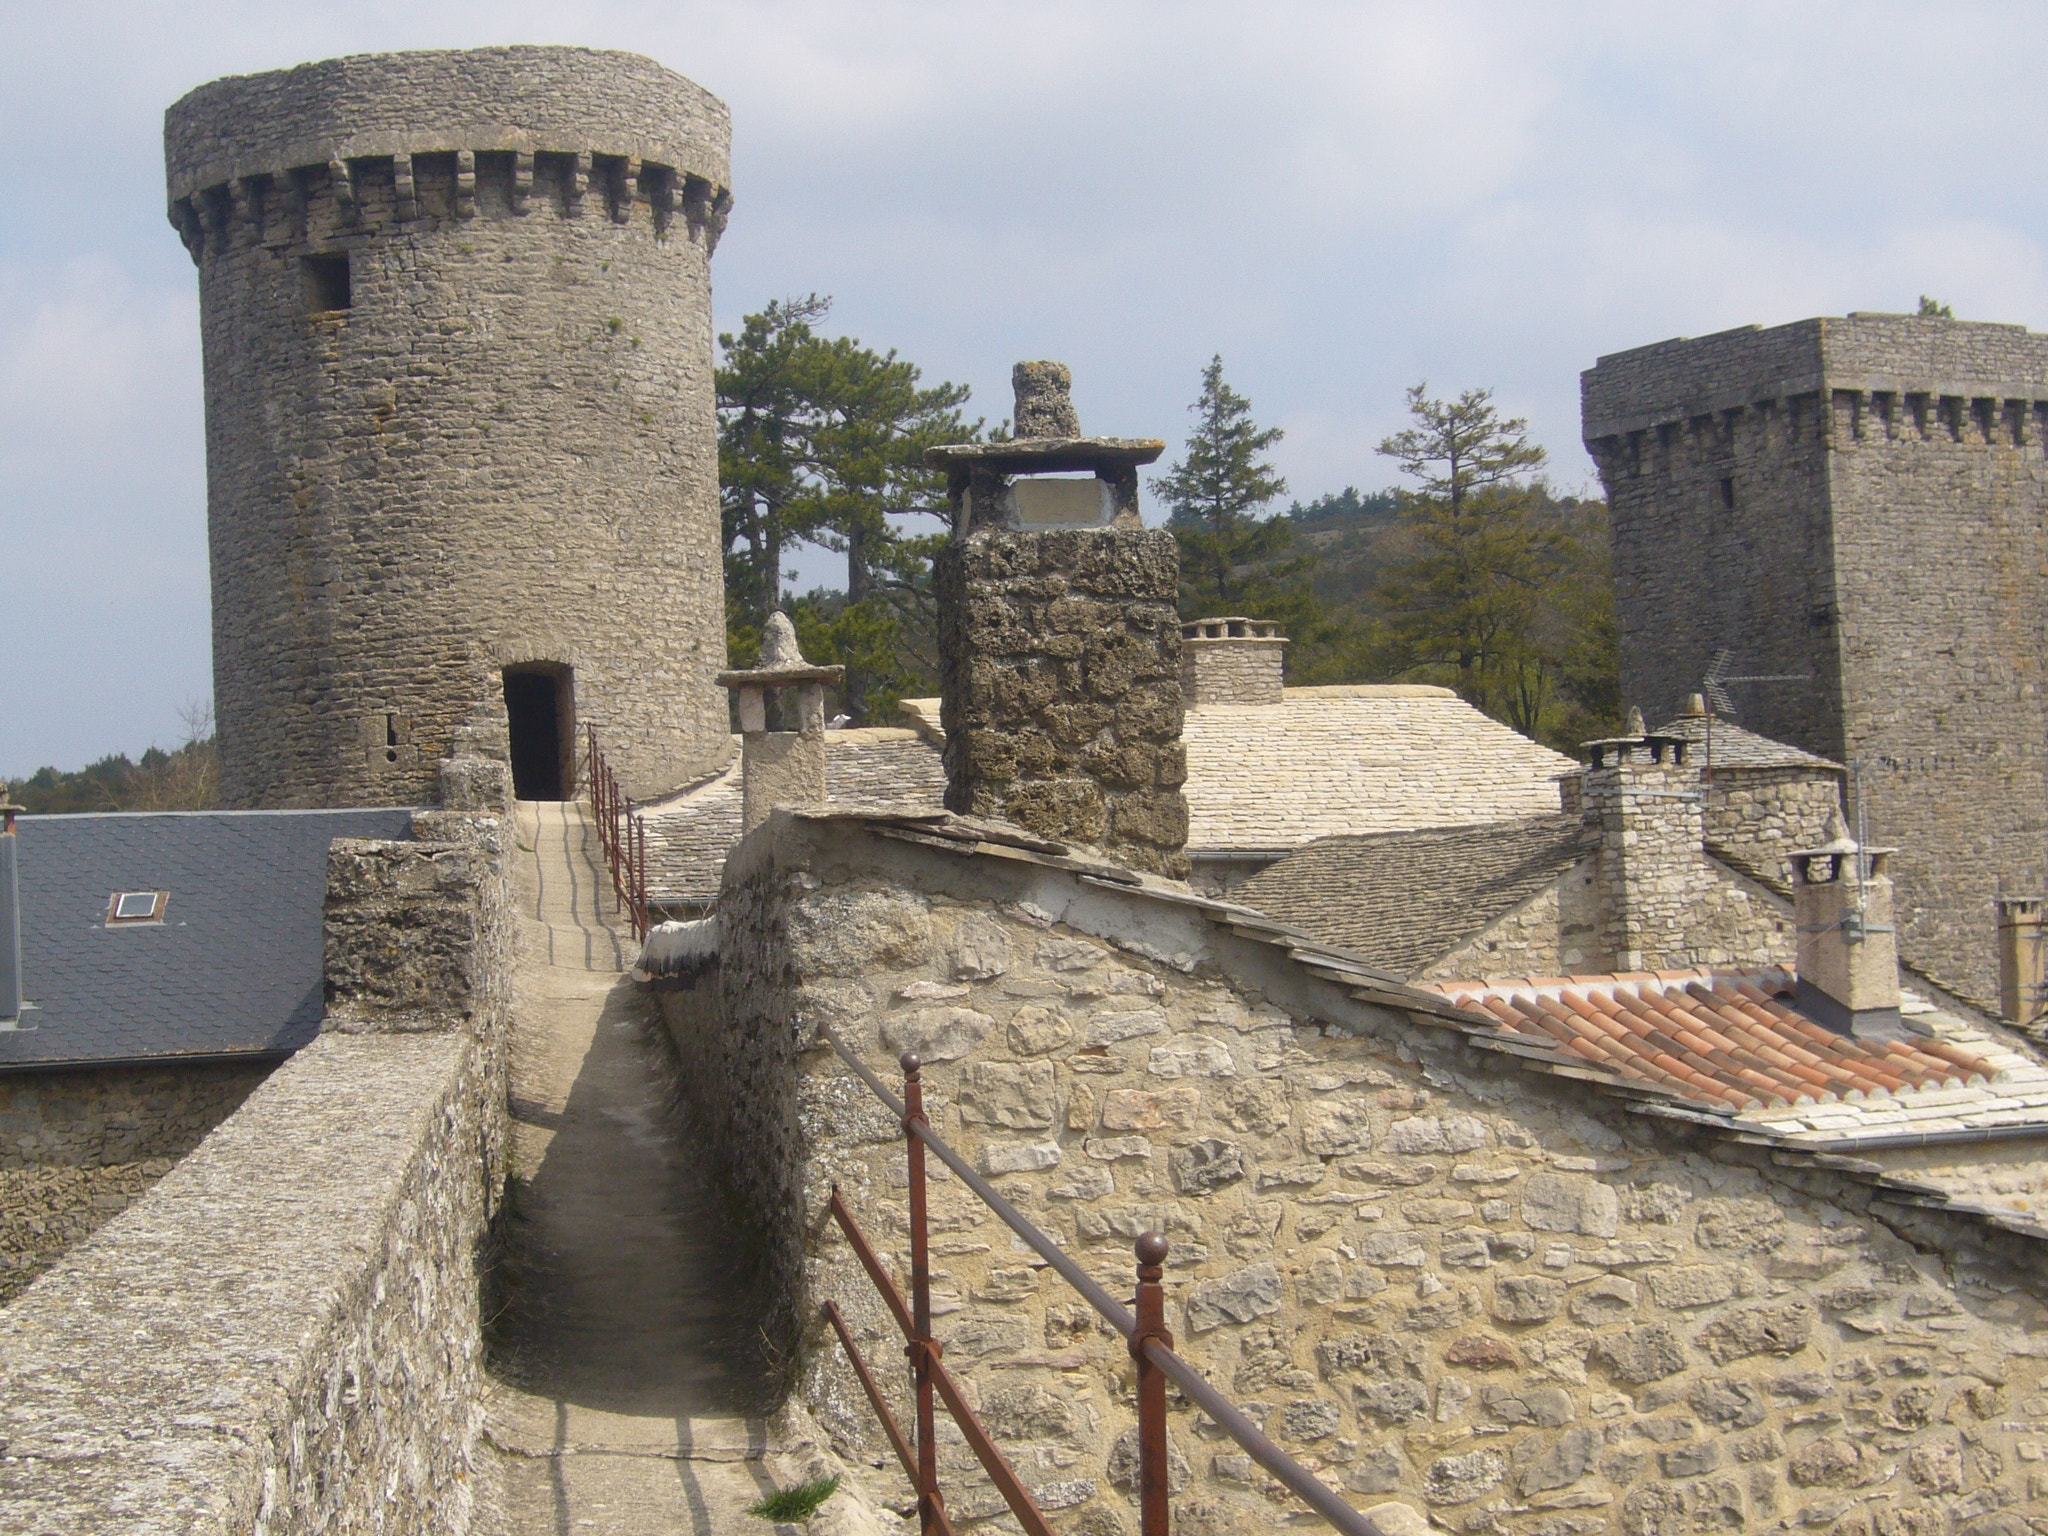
(165, 47, 732, 262)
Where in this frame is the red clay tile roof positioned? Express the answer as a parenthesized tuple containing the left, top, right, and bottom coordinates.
(1424, 969, 1995, 1114)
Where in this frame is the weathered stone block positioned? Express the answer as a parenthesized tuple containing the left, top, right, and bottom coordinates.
(1168, 1139, 1244, 1195)
(1185, 1262, 1282, 1332)
(880, 1006, 992, 1062)
(1694, 1301, 1813, 1366)
(1493, 1274, 1567, 1324)
(1522, 1172, 1621, 1237)
(1593, 1323, 1689, 1383)
(788, 890, 932, 975)
(1101, 1085, 1199, 1132)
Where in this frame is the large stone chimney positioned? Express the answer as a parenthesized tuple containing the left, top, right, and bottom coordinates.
(931, 364, 1190, 878)
(1580, 721, 1714, 971)
(1791, 812, 1904, 1038)
(1180, 618, 1286, 707)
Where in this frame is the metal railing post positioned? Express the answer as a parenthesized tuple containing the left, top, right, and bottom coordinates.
(1131, 1232, 1173, 1536)
(903, 1052, 944, 1536)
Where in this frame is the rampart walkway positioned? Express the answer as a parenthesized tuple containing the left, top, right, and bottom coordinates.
(484, 799, 775, 1534)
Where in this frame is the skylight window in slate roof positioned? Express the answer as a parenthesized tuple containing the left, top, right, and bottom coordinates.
(106, 891, 167, 926)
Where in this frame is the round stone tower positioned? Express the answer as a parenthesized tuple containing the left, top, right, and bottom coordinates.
(164, 47, 733, 808)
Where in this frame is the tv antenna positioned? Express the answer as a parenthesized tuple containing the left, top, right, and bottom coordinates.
(1696, 648, 1811, 781)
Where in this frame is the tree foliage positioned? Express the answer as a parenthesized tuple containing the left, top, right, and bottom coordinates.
(1917, 295, 1954, 319)
(1369, 384, 1619, 748)
(10, 702, 219, 814)
(1152, 356, 1331, 655)
(716, 298, 976, 722)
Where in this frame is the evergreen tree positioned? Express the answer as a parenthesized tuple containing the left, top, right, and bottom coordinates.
(716, 295, 834, 656)
(1371, 384, 1618, 747)
(715, 299, 976, 722)
(1152, 356, 1316, 635)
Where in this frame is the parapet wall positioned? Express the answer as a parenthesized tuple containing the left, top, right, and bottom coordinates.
(0, 814, 513, 1535)
(662, 811, 2048, 1535)
(0, 1061, 272, 1304)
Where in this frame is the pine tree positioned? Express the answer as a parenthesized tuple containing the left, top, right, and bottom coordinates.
(1152, 357, 1314, 632)
(1371, 383, 1617, 746)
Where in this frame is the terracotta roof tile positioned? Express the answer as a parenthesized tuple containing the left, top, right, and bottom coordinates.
(1423, 968, 2048, 1140)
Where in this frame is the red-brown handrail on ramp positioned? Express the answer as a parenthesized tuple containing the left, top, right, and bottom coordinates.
(819, 1035, 1389, 1536)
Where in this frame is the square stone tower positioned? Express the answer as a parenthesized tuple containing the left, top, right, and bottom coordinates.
(1582, 314, 2048, 1004)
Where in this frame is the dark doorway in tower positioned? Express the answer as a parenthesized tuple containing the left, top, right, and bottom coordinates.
(503, 664, 575, 800)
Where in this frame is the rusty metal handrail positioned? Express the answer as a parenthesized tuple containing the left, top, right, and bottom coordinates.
(820, 1029, 1384, 1536)
(584, 724, 647, 940)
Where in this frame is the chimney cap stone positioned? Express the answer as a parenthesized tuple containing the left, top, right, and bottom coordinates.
(716, 610, 844, 688)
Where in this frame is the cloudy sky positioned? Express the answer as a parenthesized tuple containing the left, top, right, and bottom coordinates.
(5, 1, 2046, 775)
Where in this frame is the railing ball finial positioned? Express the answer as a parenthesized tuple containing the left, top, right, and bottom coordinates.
(900, 1050, 923, 1078)
(1135, 1230, 1169, 1268)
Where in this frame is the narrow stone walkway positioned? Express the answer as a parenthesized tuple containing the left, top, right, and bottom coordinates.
(481, 798, 780, 1534)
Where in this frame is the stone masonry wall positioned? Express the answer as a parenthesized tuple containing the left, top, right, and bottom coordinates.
(937, 528, 1190, 877)
(676, 813, 2048, 1536)
(0, 1061, 272, 1303)
(1702, 766, 1845, 896)
(1584, 313, 2048, 1006)
(0, 810, 514, 1535)
(167, 48, 733, 807)
(1180, 637, 1286, 708)
(1421, 852, 1790, 986)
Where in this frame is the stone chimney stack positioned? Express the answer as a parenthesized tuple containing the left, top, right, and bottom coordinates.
(1791, 812, 1904, 1038)
(1997, 896, 2047, 1027)
(931, 364, 1190, 878)
(1180, 618, 1287, 707)
(1581, 725, 1712, 971)
(717, 614, 844, 833)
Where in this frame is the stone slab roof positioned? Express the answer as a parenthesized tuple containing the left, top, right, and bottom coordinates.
(1422, 969, 2048, 1142)
(647, 694, 1576, 901)
(3, 808, 416, 1069)
(641, 730, 950, 905)
(1183, 686, 1575, 849)
(1230, 815, 1591, 977)
(1650, 713, 1843, 772)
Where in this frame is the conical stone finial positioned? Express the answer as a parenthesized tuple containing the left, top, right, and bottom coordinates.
(1821, 808, 1858, 852)
(1624, 705, 1647, 736)
(760, 611, 806, 669)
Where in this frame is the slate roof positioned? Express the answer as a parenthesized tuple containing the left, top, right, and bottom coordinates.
(1421, 969, 2048, 1146)
(1230, 815, 1592, 978)
(1650, 713, 1843, 772)
(641, 730, 950, 905)
(3, 808, 415, 1070)
(1181, 686, 1575, 849)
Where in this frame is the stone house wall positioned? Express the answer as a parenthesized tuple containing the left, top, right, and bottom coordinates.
(1702, 767, 1845, 895)
(1584, 313, 2048, 1005)
(663, 812, 2047, 1536)
(0, 810, 514, 1535)
(166, 49, 734, 807)
(1422, 852, 1792, 984)
(0, 1061, 272, 1303)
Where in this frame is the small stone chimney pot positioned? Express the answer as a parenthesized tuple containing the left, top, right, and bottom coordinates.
(716, 613, 845, 832)
(1789, 810, 1904, 1038)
